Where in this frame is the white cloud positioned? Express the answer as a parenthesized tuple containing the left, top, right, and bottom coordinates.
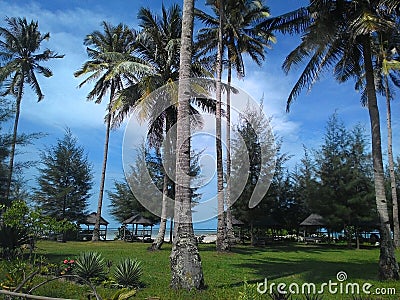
(0, 1, 128, 131)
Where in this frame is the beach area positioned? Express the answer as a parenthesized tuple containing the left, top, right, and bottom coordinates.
(105, 228, 217, 243)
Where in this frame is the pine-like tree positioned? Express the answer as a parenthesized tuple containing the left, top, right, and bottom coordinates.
(108, 178, 160, 224)
(109, 147, 163, 225)
(34, 129, 93, 224)
(230, 103, 277, 244)
(312, 115, 376, 242)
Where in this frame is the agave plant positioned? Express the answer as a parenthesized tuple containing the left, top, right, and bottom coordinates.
(113, 258, 142, 288)
(0, 224, 31, 259)
(73, 251, 107, 282)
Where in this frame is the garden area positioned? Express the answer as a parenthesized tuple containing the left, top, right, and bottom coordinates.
(1, 240, 400, 299)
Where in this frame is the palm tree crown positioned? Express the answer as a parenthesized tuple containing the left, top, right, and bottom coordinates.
(0, 16, 63, 204)
(195, 0, 274, 77)
(74, 21, 149, 106)
(0, 17, 63, 100)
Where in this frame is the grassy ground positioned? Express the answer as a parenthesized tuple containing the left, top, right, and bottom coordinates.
(2, 240, 400, 299)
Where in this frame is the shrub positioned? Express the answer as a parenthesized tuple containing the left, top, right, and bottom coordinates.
(0, 258, 36, 291)
(60, 258, 75, 275)
(113, 258, 143, 288)
(238, 280, 263, 300)
(73, 251, 107, 282)
(0, 224, 31, 259)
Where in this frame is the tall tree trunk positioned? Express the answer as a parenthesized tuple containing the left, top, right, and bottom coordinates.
(151, 114, 175, 251)
(170, 0, 204, 289)
(170, 218, 173, 243)
(384, 75, 400, 248)
(225, 63, 234, 242)
(215, 0, 229, 252)
(5, 82, 23, 205)
(150, 174, 169, 250)
(356, 227, 360, 250)
(92, 102, 112, 242)
(363, 37, 399, 280)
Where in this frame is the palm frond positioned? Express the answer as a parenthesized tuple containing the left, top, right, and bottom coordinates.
(263, 7, 310, 34)
(27, 70, 44, 101)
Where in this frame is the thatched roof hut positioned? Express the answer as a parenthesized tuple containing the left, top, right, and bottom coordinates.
(232, 216, 245, 226)
(79, 212, 109, 241)
(123, 214, 154, 226)
(299, 214, 326, 243)
(300, 213, 326, 227)
(85, 212, 110, 226)
(121, 214, 155, 242)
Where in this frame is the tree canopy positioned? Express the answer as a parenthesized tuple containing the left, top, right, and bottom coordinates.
(34, 129, 93, 224)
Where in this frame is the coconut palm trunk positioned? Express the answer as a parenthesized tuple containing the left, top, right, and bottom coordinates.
(151, 173, 170, 250)
(170, 0, 204, 289)
(92, 100, 112, 242)
(384, 75, 400, 248)
(363, 37, 399, 280)
(215, 0, 230, 253)
(152, 113, 176, 250)
(5, 82, 23, 203)
(225, 63, 234, 242)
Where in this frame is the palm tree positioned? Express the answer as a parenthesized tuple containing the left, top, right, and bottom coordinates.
(0, 17, 63, 204)
(195, 0, 228, 252)
(195, 0, 274, 248)
(133, 5, 182, 251)
(377, 39, 400, 248)
(113, 5, 214, 250)
(170, 0, 205, 289)
(267, 0, 399, 279)
(345, 29, 400, 249)
(74, 22, 149, 241)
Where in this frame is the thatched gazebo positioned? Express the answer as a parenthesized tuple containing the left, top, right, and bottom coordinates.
(120, 214, 156, 242)
(78, 212, 109, 241)
(299, 213, 326, 243)
(300, 213, 326, 227)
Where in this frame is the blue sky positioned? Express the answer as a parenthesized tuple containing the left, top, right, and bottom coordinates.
(1, 0, 399, 228)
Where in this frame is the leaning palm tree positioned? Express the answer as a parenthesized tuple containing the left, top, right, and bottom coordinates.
(195, 0, 274, 249)
(74, 22, 149, 241)
(169, 0, 205, 290)
(266, 0, 400, 279)
(0, 17, 63, 204)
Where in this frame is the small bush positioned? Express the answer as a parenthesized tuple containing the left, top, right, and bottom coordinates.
(0, 225, 31, 259)
(0, 258, 36, 291)
(73, 251, 107, 282)
(113, 258, 143, 288)
(238, 280, 262, 300)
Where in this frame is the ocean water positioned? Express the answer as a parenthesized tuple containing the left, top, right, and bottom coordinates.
(106, 228, 216, 241)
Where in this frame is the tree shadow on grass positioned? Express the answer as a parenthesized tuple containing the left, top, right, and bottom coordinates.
(230, 243, 346, 255)
(219, 258, 379, 289)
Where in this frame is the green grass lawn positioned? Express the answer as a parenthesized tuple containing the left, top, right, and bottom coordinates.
(3, 240, 400, 299)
